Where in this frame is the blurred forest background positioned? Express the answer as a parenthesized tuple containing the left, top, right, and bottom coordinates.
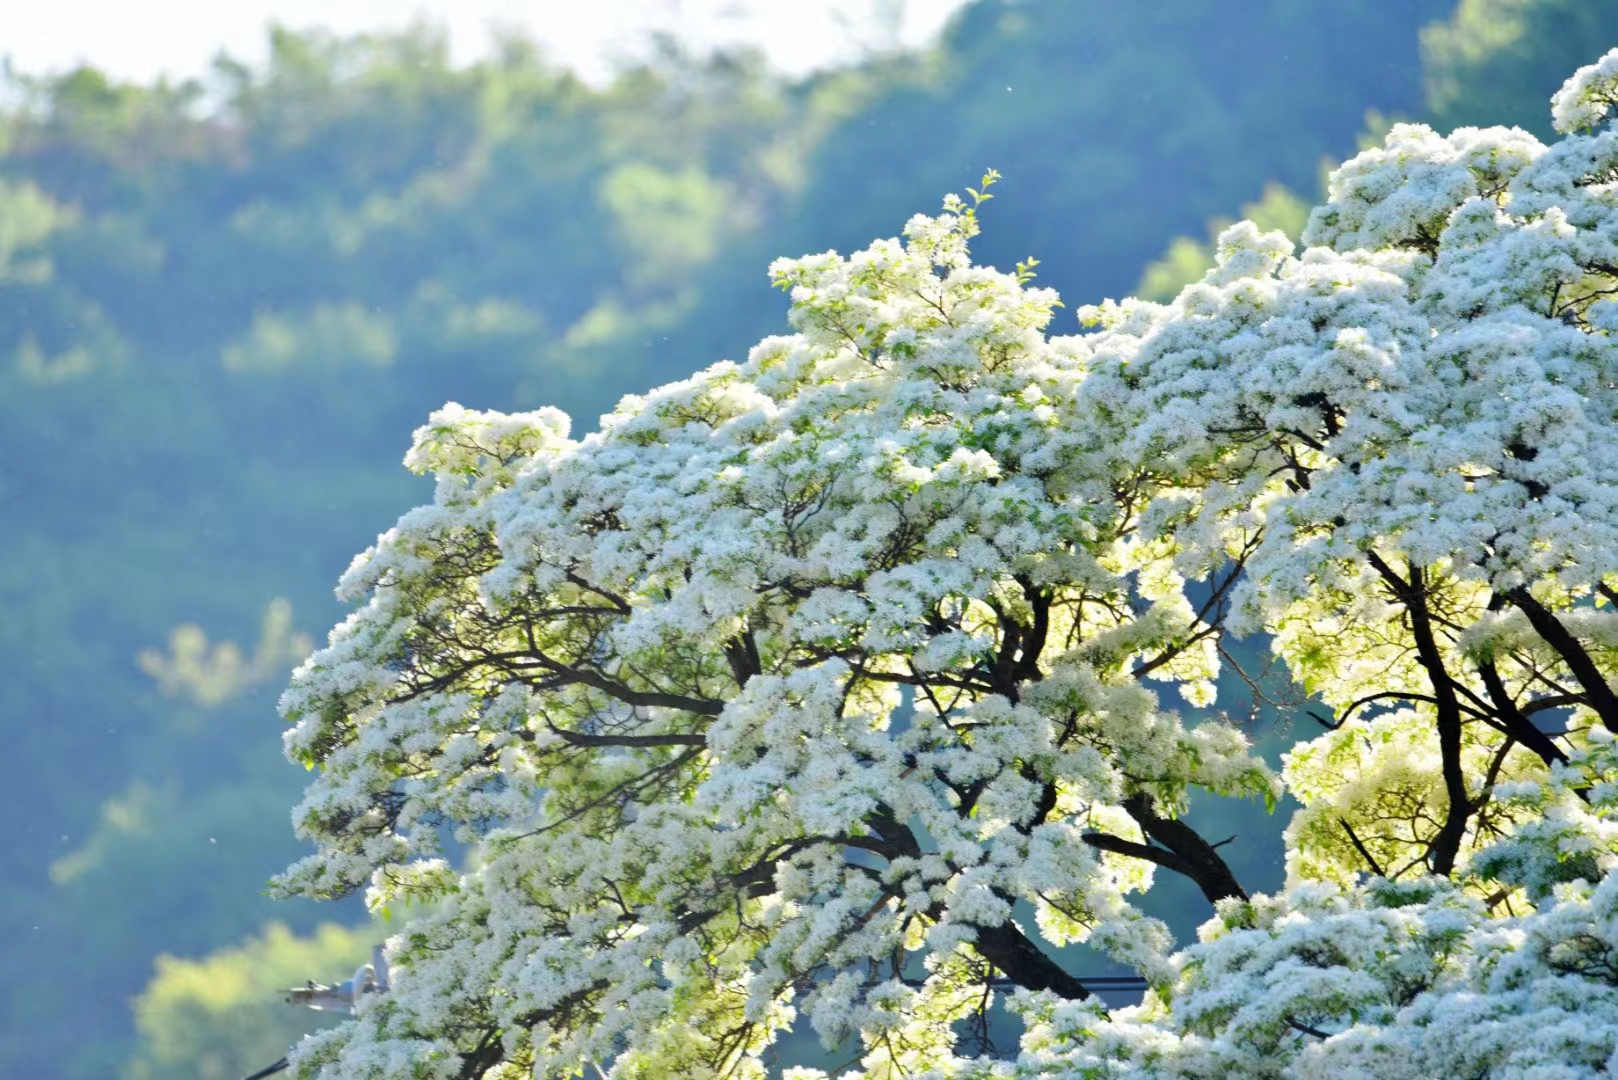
(1, 0, 1612, 1076)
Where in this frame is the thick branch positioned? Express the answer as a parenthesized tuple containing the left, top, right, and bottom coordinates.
(877, 810, 1089, 1001)
(1118, 793, 1248, 903)
(1084, 795, 1250, 906)
(1012, 576, 1052, 684)
(1367, 553, 1470, 876)
(514, 977, 610, 1031)
(989, 615, 1024, 700)
(724, 631, 762, 689)
(1476, 659, 1566, 766)
(1507, 587, 1618, 734)
(557, 664, 726, 716)
(457, 1028, 505, 1080)
(1080, 830, 1203, 881)
(419, 645, 729, 717)
(971, 918, 1091, 1000)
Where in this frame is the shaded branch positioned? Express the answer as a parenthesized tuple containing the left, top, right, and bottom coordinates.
(972, 918, 1091, 1001)
(1477, 659, 1566, 766)
(1084, 794, 1247, 905)
(1366, 553, 1470, 877)
(1338, 818, 1386, 877)
(1507, 587, 1618, 734)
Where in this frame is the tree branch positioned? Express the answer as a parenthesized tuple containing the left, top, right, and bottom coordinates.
(1338, 818, 1386, 877)
(1476, 659, 1566, 766)
(1507, 586, 1618, 734)
(971, 918, 1091, 1000)
(1084, 794, 1248, 905)
(1366, 553, 1470, 877)
(1081, 830, 1201, 880)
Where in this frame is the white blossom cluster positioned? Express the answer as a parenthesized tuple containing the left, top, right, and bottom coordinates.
(278, 52, 1618, 1080)
(1002, 730, 1618, 1080)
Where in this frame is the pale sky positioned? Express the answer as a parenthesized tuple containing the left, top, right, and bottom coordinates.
(0, 0, 973, 85)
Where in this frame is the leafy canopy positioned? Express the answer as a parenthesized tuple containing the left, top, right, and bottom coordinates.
(281, 51, 1618, 1080)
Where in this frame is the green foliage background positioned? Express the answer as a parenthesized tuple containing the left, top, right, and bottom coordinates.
(1, 1, 1611, 1075)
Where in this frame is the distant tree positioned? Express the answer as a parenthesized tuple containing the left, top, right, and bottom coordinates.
(0, 32, 804, 1078)
(276, 51, 1618, 1078)
(126, 922, 377, 1080)
(1422, 0, 1618, 138)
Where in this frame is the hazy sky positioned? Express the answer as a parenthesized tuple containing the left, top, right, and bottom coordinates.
(1, 0, 973, 84)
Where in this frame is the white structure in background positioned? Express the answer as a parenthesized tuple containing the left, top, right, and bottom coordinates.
(285, 945, 389, 1016)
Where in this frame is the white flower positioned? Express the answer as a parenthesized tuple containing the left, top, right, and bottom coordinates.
(277, 73, 1618, 1077)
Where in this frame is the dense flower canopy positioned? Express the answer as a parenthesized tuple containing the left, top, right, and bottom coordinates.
(280, 52, 1618, 1080)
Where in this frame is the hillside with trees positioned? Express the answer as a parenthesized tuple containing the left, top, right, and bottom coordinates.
(2, 1, 1614, 1076)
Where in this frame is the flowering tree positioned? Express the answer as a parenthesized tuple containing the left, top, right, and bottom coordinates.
(278, 53, 1618, 1079)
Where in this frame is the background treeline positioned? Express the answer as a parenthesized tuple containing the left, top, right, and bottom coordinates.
(0, 1, 1607, 1076)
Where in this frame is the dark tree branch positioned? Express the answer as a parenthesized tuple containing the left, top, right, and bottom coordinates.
(457, 1027, 505, 1080)
(1476, 659, 1566, 766)
(1366, 553, 1470, 877)
(1287, 1018, 1331, 1040)
(562, 666, 728, 717)
(239, 1059, 290, 1080)
(1338, 818, 1386, 877)
(971, 919, 1091, 1001)
(1081, 830, 1203, 881)
(1507, 586, 1618, 734)
(1327, 689, 1487, 728)
(1085, 794, 1248, 905)
(1121, 793, 1249, 903)
(724, 631, 762, 689)
(1012, 575, 1053, 684)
